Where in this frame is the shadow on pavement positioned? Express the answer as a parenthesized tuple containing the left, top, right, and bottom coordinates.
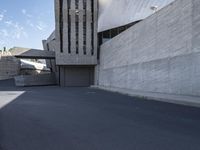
(0, 79, 200, 150)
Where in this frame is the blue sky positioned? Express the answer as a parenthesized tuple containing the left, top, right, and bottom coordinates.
(0, 0, 54, 49)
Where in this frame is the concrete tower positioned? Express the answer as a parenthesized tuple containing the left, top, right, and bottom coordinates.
(54, 0, 98, 86)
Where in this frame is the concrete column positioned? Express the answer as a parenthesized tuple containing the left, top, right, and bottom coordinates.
(70, 1, 76, 55)
(86, 0, 92, 55)
(78, 0, 84, 55)
(93, 0, 98, 57)
(42, 40, 51, 70)
(63, 0, 68, 54)
(55, 0, 61, 53)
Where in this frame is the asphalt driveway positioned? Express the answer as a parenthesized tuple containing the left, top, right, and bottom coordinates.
(0, 79, 200, 150)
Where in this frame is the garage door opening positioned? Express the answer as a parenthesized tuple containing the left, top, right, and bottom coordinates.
(59, 66, 94, 87)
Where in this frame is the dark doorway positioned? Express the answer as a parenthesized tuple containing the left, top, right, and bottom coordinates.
(60, 66, 94, 87)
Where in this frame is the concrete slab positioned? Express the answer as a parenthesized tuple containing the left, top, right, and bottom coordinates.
(10, 47, 55, 59)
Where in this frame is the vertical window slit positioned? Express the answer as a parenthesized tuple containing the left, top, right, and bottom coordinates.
(68, 0, 71, 53)
(83, 0, 87, 55)
(59, 0, 63, 53)
(75, 0, 79, 54)
(91, 0, 94, 55)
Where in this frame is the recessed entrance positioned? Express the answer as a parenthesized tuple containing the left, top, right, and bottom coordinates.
(59, 66, 94, 87)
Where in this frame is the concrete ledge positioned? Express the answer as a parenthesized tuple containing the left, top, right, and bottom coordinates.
(92, 85, 200, 108)
(15, 74, 57, 87)
(11, 47, 55, 59)
(0, 76, 14, 80)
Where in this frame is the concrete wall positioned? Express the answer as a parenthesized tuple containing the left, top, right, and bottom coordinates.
(42, 40, 57, 72)
(42, 39, 59, 85)
(96, 0, 200, 97)
(15, 74, 56, 87)
(0, 56, 20, 80)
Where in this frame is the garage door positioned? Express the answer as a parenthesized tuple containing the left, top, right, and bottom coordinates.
(60, 66, 94, 87)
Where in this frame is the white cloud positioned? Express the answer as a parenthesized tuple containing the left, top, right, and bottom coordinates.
(3, 20, 28, 39)
(26, 14, 32, 18)
(0, 9, 7, 13)
(0, 40, 5, 46)
(22, 9, 26, 15)
(26, 20, 34, 27)
(4, 20, 13, 26)
(0, 29, 9, 37)
(22, 9, 32, 18)
(0, 10, 6, 21)
(36, 25, 43, 31)
(0, 8, 53, 49)
(36, 21, 47, 31)
(0, 14, 4, 21)
(12, 23, 27, 39)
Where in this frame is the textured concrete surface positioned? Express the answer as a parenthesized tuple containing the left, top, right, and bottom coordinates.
(97, 0, 200, 97)
(0, 79, 200, 150)
(0, 55, 20, 80)
(14, 74, 56, 87)
(42, 39, 57, 73)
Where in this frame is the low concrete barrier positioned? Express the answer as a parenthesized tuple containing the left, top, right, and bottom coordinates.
(14, 73, 57, 87)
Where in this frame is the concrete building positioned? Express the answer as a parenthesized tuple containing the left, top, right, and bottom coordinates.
(47, 0, 98, 87)
(42, 0, 200, 101)
(0, 51, 20, 80)
(44, 0, 174, 87)
(0, 47, 56, 86)
(97, 0, 200, 97)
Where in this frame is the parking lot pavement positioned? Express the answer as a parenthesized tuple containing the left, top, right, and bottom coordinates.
(0, 79, 200, 150)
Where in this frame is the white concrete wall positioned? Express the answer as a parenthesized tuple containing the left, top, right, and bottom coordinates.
(97, 0, 200, 97)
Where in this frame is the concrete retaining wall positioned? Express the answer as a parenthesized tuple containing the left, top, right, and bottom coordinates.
(96, 0, 200, 97)
(14, 74, 57, 87)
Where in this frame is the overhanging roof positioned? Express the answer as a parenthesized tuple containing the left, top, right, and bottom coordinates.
(10, 47, 55, 59)
(98, 0, 174, 32)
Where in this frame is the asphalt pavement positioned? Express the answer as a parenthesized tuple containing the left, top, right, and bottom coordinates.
(0, 79, 200, 150)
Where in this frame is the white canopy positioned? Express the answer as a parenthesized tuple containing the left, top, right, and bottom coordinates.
(98, 0, 174, 32)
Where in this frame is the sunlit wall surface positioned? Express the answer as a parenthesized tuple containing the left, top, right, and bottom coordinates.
(98, 0, 175, 32)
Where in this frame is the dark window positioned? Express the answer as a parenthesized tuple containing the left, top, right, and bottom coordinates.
(68, 0, 71, 53)
(59, 0, 63, 53)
